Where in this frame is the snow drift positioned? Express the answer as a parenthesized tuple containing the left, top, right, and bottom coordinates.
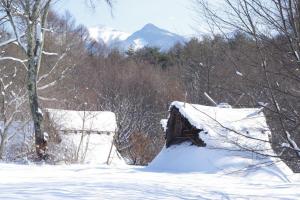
(149, 101, 292, 179)
(60, 133, 124, 165)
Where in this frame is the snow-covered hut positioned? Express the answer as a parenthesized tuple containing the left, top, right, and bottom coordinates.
(45, 109, 123, 165)
(162, 101, 270, 149)
(150, 101, 291, 176)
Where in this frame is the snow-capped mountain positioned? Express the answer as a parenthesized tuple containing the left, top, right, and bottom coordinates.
(89, 26, 130, 47)
(122, 23, 186, 51)
(89, 23, 186, 51)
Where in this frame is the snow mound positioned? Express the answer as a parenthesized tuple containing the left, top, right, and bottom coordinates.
(148, 101, 292, 179)
(61, 133, 125, 165)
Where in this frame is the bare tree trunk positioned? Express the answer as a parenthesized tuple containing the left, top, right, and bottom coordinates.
(0, 132, 7, 159)
(26, 1, 51, 160)
(0, 135, 4, 159)
(0, 82, 6, 159)
(27, 58, 46, 159)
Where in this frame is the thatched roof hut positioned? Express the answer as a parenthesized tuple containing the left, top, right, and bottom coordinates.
(44, 109, 122, 165)
(163, 101, 270, 151)
(150, 101, 291, 174)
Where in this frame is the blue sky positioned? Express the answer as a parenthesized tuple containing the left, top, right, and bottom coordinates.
(54, 0, 198, 36)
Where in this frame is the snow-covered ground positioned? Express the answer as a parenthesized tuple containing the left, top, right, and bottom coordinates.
(0, 163, 299, 200)
(1, 103, 299, 199)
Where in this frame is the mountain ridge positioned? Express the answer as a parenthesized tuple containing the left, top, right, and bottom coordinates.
(89, 23, 186, 51)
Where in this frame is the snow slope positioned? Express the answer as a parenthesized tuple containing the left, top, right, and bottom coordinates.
(149, 101, 292, 180)
(0, 163, 299, 200)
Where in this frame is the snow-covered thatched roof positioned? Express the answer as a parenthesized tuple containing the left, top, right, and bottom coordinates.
(46, 109, 117, 133)
(169, 101, 270, 152)
(149, 101, 292, 176)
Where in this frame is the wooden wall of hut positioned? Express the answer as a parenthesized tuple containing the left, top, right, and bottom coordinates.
(166, 106, 206, 148)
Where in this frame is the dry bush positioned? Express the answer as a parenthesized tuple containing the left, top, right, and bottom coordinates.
(118, 131, 164, 165)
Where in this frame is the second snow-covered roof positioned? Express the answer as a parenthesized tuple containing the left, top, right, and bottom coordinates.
(47, 109, 117, 132)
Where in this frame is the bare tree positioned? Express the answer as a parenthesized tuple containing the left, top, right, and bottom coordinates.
(0, 0, 112, 160)
(195, 0, 300, 170)
(0, 64, 27, 159)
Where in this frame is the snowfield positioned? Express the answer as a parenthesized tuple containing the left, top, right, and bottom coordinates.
(1, 103, 299, 200)
(0, 163, 299, 200)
